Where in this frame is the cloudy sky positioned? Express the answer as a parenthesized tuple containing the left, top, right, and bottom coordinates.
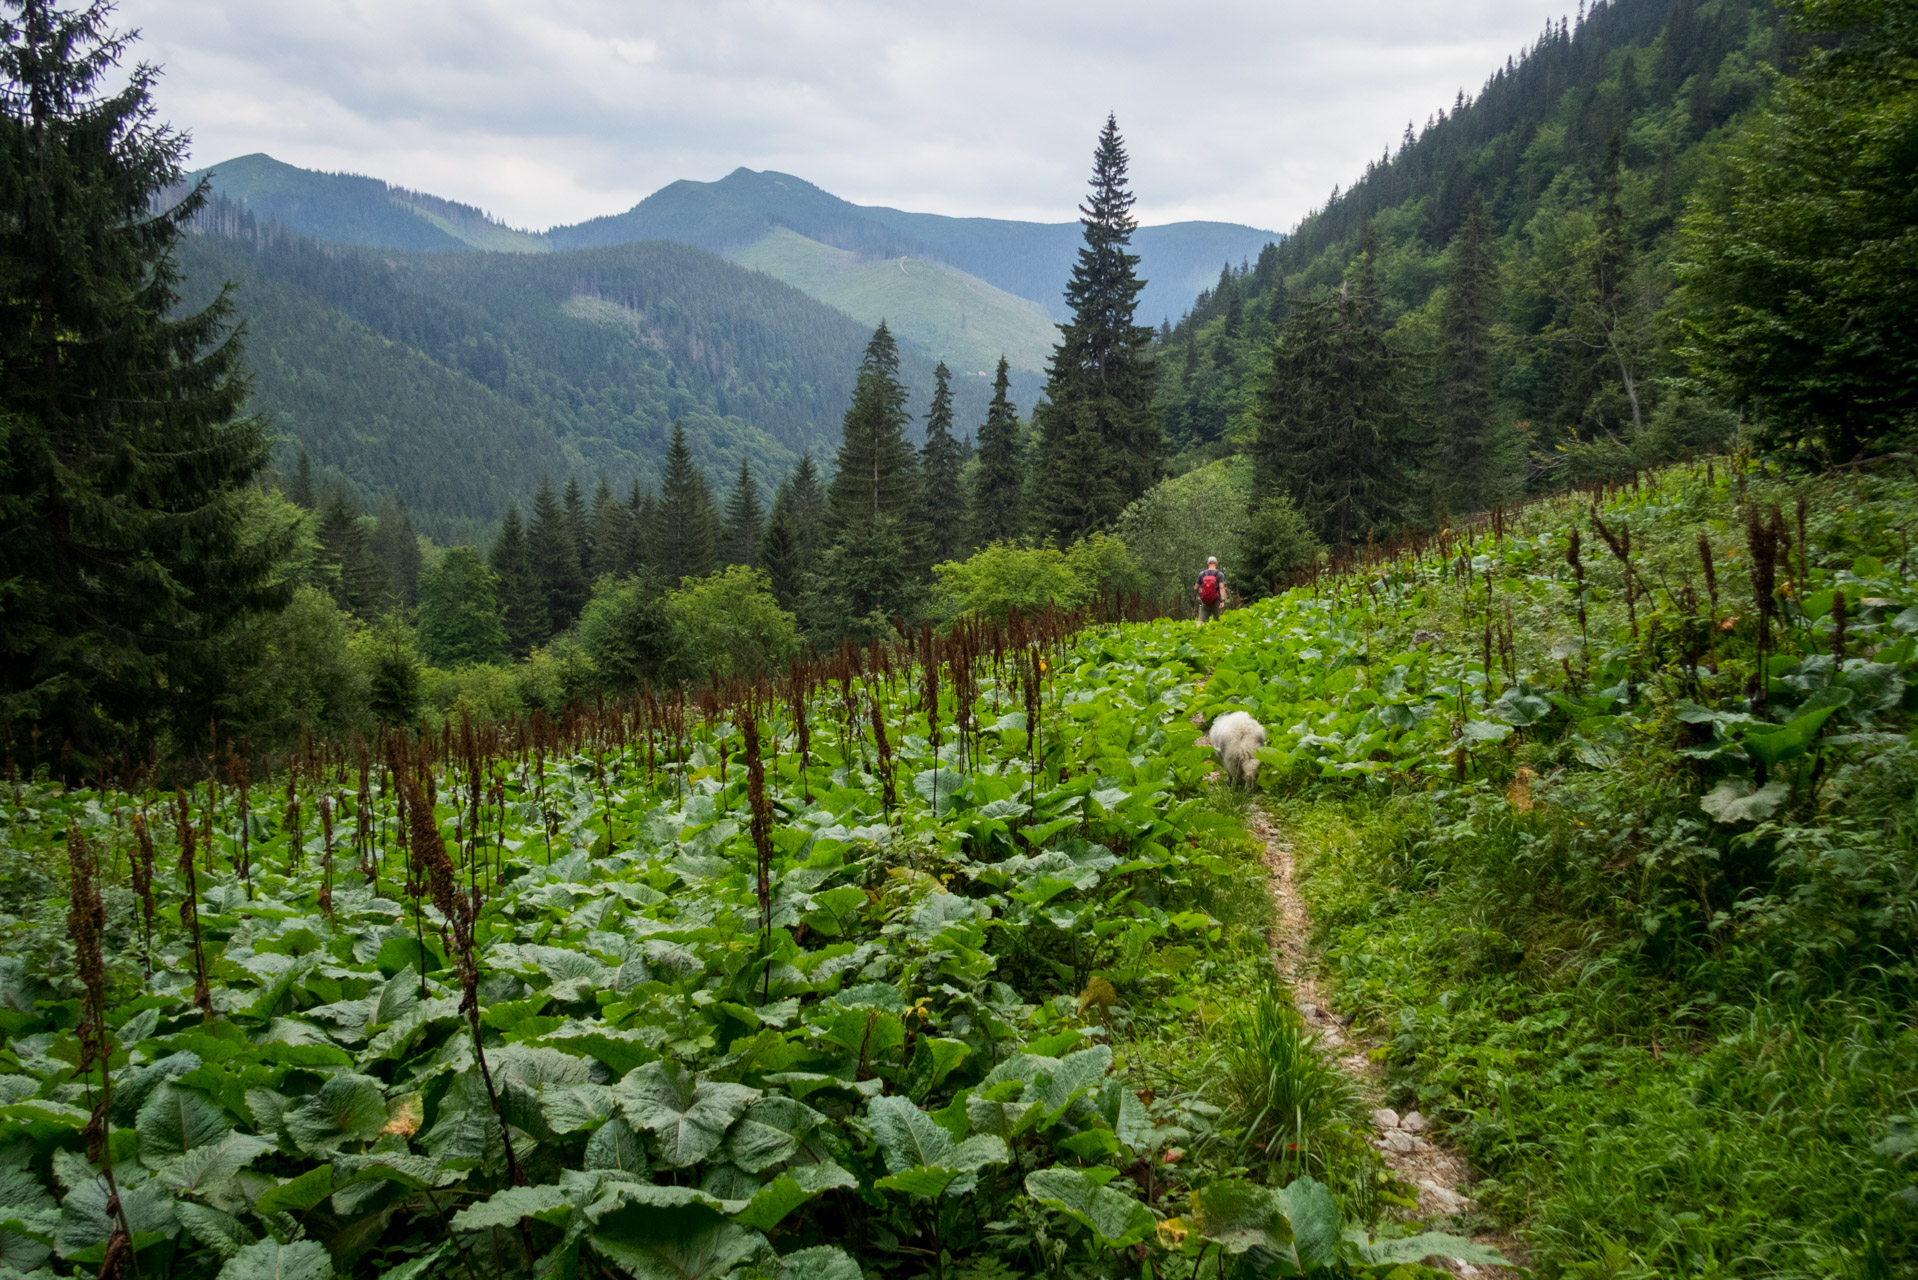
(120, 0, 1566, 234)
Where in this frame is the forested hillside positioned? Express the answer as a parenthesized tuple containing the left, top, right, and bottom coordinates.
(177, 213, 1040, 537)
(184, 153, 548, 254)
(1158, 0, 1792, 511)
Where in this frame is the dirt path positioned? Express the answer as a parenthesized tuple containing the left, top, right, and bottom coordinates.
(1244, 803, 1527, 1276)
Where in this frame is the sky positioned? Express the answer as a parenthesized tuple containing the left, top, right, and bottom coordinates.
(120, 0, 1568, 235)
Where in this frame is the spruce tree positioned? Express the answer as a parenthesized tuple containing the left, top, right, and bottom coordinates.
(562, 474, 592, 577)
(1251, 285, 1415, 550)
(316, 490, 388, 622)
(968, 357, 1026, 547)
(653, 422, 718, 584)
(723, 458, 764, 567)
(417, 547, 505, 667)
(289, 449, 315, 509)
(489, 502, 546, 654)
(917, 361, 967, 564)
(587, 475, 632, 580)
(0, 0, 288, 760)
(786, 453, 825, 536)
(1033, 115, 1160, 541)
(370, 494, 422, 608)
(627, 481, 658, 574)
(529, 476, 588, 631)
(826, 322, 919, 532)
(761, 480, 807, 611)
(1434, 193, 1501, 518)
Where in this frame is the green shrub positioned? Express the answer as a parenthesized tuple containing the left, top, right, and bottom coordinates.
(665, 564, 799, 681)
(578, 570, 674, 690)
(933, 533, 1144, 620)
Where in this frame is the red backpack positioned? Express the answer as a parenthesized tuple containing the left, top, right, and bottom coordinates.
(1198, 570, 1223, 604)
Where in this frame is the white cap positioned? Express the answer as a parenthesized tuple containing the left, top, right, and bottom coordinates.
(1207, 556, 1218, 565)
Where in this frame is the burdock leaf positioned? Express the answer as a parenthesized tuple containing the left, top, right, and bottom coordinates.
(612, 1062, 760, 1168)
(215, 1238, 334, 1280)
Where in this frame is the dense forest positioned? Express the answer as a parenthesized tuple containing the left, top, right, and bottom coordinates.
(1157, 0, 1803, 566)
(175, 211, 1046, 542)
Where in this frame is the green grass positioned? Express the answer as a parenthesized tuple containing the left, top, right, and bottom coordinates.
(1208, 461, 1918, 1277)
(730, 227, 1058, 374)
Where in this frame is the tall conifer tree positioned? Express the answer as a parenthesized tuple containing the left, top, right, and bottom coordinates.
(489, 502, 545, 654)
(826, 322, 919, 531)
(1033, 115, 1160, 541)
(529, 476, 588, 631)
(562, 474, 592, 577)
(1252, 283, 1415, 550)
(968, 357, 1026, 547)
(317, 490, 388, 621)
(653, 422, 718, 584)
(916, 361, 967, 564)
(0, 0, 289, 758)
(370, 495, 422, 608)
(723, 458, 764, 567)
(1434, 193, 1501, 518)
(587, 475, 631, 580)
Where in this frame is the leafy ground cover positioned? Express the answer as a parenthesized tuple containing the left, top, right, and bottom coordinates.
(0, 614, 1490, 1280)
(1186, 458, 1918, 1277)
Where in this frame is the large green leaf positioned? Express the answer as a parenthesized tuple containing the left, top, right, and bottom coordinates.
(174, 1203, 254, 1260)
(1023, 1045, 1112, 1123)
(1355, 1232, 1510, 1266)
(541, 1083, 618, 1136)
(55, 1173, 174, 1257)
(1274, 1176, 1341, 1270)
(157, 1132, 271, 1192)
(136, 1081, 232, 1167)
(1739, 704, 1838, 767)
(585, 1115, 647, 1174)
(800, 887, 867, 937)
(732, 1162, 855, 1231)
(613, 1062, 760, 1168)
(1188, 1180, 1293, 1255)
(254, 1163, 335, 1217)
(452, 1184, 576, 1232)
(216, 1238, 334, 1280)
(724, 1096, 823, 1173)
(281, 1074, 387, 1156)
(772, 1246, 860, 1280)
(1025, 1167, 1156, 1248)
(590, 1204, 764, 1280)
(1700, 779, 1790, 824)
(867, 1094, 954, 1173)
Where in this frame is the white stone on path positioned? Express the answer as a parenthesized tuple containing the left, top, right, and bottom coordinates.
(1369, 1107, 1400, 1131)
(1401, 1111, 1431, 1134)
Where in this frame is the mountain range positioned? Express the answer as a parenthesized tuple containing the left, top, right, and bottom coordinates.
(188, 154, 1280, 371)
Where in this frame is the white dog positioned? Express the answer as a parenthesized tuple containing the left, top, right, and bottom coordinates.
(1209, 710, 1267, 787)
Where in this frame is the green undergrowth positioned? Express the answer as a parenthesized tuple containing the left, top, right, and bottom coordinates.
(1186, 459, 1918, 1277)
(0, 616, 1492, 1280)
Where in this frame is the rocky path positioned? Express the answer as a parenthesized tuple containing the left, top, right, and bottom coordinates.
(1244, 804, 1526, 1276)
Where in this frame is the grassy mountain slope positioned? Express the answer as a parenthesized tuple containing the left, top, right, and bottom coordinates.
(180, 219, 1042, 534)
(857, 206, 1282, 327)
(190, 152, 549, 254)
(730, 227, 1060, 373)
(538, 165, 1282, 326)
(1158, 0, 1792, 477)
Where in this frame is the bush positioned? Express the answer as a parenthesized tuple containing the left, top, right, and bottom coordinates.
(1242, 493, 1321, 600)
(932, 534, 1144, 620)
(1115, 458, 1255, 610)
(578, 571, 674, 690)
(417, 547, 505, 667)
(350, 614, 423, 726)
(424, 662, 523, 727)
(245, 585, 371, 744)
(665, 565, 799, 681)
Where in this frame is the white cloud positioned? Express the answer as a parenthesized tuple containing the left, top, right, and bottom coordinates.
(120, 0, 1566, 232)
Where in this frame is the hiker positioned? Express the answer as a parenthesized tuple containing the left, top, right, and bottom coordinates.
(1196, 556, 1226, 623)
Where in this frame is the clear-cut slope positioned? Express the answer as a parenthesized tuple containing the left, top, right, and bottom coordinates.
(729, 228, 1060, 373)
